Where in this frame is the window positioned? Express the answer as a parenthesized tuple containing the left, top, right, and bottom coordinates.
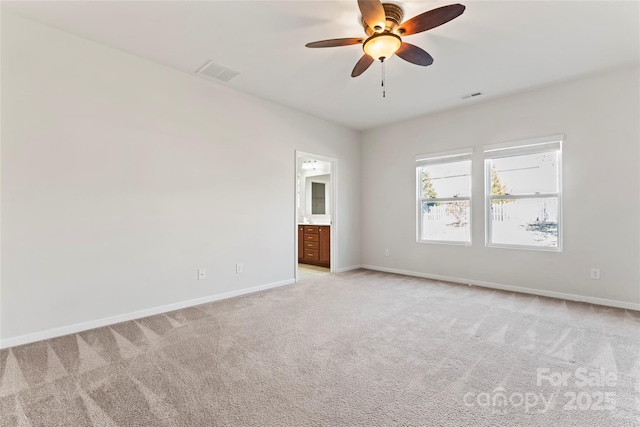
(416, 149, 473, 244)
(484, 135, 563, 250)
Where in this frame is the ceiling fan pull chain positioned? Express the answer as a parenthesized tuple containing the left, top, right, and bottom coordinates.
(381, 58, 386, 98)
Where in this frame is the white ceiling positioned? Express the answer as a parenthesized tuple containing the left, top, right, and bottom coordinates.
(4, 1, 639, 131)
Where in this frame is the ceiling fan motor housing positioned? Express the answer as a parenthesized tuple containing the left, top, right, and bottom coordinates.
(363, 3, 404, 35)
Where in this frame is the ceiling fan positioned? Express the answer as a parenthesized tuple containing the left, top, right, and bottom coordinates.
(306, 1, 465, 78)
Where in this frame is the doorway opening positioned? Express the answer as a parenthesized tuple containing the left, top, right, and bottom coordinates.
(295, 151, 337, 282)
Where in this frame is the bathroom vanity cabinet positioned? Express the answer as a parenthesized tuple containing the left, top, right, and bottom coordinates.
(298, 225, 330, 268)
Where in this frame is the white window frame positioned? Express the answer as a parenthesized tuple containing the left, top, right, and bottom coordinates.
(484, 134, 563, 251)
(416, 148, 473, 245)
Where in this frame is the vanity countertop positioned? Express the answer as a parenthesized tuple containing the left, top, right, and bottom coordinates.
(298, 223, 330, 226)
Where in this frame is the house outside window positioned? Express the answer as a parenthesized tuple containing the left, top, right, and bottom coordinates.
(416, 149, 473, 245)
(484, 135, 563, 251)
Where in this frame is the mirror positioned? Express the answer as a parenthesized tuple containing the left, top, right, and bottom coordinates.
(304, 174, 330, 220)
(311, 182, 326, 214)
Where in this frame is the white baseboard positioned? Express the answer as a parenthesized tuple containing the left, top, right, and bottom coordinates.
(335, 264, 362, 273)
(0, 278, 296, 350)
(4, 267, 636, 349)
(361, 265, 640, 311)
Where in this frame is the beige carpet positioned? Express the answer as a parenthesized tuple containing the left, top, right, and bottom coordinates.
(1, 269, 639, 426)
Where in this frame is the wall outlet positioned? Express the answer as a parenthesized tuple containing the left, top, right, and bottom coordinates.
(198, 268, 206, 280)
(236, 263, 243, 274)
(590, 268, 600, 280)
(385, 249, 390, 256)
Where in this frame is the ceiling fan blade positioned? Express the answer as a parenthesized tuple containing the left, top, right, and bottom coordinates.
(305, 38, 364, 48)
(358, 0, 386, 30)
(395, 42, 434, 66)
(398, 3, 465, 36)
(351, 54, 374, 78)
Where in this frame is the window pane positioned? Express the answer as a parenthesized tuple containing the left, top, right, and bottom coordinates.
(420, 160, 471, 198)
(490, 152, 558, 195)
(420, 200, 470, 242)
(490, 197, 558, 247)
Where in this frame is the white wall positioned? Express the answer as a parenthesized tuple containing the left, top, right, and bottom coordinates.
(361, 65, 640, 306)
(0, 13, 361, 344)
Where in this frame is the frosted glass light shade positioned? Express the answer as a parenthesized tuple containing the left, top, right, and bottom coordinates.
(363, 33, 402, 61)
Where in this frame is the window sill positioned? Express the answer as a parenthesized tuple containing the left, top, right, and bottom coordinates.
(486, 243, 562, 252)
(417, 239, 472, 246)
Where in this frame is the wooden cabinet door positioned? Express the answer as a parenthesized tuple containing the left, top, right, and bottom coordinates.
(318, 226, 330, 267)
(298, 226, 304, 261)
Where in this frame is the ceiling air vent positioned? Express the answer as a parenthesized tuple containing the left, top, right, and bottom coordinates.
(462, 92, 483, 100)
(195, 60, 240, 83)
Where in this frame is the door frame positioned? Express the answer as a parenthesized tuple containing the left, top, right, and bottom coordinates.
(294, 150, 337, 281)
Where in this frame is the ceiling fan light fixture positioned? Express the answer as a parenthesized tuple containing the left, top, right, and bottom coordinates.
(363, 32, 401, 61)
